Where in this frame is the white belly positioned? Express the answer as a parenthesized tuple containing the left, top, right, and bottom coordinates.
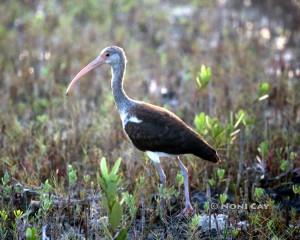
(146, 151, 173, 163)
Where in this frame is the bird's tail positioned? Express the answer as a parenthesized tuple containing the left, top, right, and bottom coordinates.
(202, 148, 219, 163)
(193, 139, 220, 163)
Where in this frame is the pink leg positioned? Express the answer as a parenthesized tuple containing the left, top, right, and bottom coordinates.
(178, 156, 194, 215)
(153, 161, 166, 186)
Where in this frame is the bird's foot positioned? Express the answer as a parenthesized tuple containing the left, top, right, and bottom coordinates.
(181, 203, 194, 216)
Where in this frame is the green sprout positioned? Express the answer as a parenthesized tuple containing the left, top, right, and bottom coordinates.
(208, 178, 216, 187)
(175, 171, 184, 188)
(204, 201, 210, 213)
(196, 65, 212, 88)
(279, 159, 289, 172)
(13, 210, 23, 219)
(258, 82, 270, 96)
(267, 219, 276, 232)
(290, 152, 297, 161)
(254, 187, 265, 200)
(292, 185, 300, 195)
(39, 180, 53, 214)
(25, 227, 37, 240)
(258, 141, 269, 160)
(0, 210, 8, 221)
(1, 172, 11, 197)
(249, 213, 261, 226)
(36, 114, 49, 125)
(231, 228, 240, 238)
(219, 193, 228, 205)
(122, 192, 137, 221)
(99, 157, 127, 238)
(67, 164, 78, 187)
(217, 168, 225, 181)
(189, 214, 201, 238)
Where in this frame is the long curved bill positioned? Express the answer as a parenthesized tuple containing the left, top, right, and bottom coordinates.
(66, 56, 104, 95)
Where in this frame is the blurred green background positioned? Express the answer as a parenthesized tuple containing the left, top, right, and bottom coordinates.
(0, 0, 300, 239)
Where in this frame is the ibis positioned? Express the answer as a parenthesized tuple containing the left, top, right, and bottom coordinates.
(66, 46, 219, 214)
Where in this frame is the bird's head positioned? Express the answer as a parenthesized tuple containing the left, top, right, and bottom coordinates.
(101, 46, 127, 65)
(66, 46, 126, 95)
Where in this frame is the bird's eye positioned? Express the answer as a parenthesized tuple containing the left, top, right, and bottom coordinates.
(105, 53, 110, 57)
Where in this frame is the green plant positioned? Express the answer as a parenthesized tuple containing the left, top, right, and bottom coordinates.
(175, 171, 184, 188)
(231, 228, 240, 238)
(279, 159, 289, 172)
(122, 192, 137, 223)
(292, 185, 300, 194)
(1, 171, 11, 198)
(290, 152, 297, 161)
(0, 209, 8, 238)
(267, 218, 277, 236)
(249, 213, 261, 226)
(204, 201, 210, 213)
(258, 141, 269, 160)
(36, 114, 49, 125)
(189, 214, 201, 238)
(13, 210, 23, 219)
(196, 65, 212, 88)
(208, 178, 216, 187)
(0, 210, 8, 221)
(38, 179, 53, 217)
(258, 82, 270, 97)
(254, 187, 265, 200)
(25, 227, 37, 240)
(99, 157, 127, 239)
(194, 109, 249, 148)
(67, 164, 78, 188)
(217, 168, 225, 181)
(219, 193, 228, 205)
(158, 185, 178, 202)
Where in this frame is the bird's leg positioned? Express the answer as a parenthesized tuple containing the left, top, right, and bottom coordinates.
(151, 158, 167, 217)
(146, 152, 167, 186)
(177, 156, 194, 215)
(153, 161, 166, 186)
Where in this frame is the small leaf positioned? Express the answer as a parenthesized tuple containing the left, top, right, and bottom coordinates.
(208, 178, 216, 187)
(190, 214, 201, 232)
(234, 111, 245, 128)
(254, 187, 264, 199)
(194, 112, 207, 134)
(219, 193, 227, 205)
(13, 209, 23, 218)
(111, 158, 122, 176)
(292, 185, 300, 194)
(36, 114, 49, 124)
(175, 172, 184, 186)
(197, 65, 212, 88)
(280, 160, 289, 172)
(0, 210, 8, 221)
(217, 168, 225, 181)
(258, 141, 269, 159)
(258, 82, 270, 96)
(205, 115, 212, 129)
(100, 157, 109, 179)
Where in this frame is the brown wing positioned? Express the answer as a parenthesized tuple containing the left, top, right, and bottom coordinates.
(124, 103, 219, 162)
